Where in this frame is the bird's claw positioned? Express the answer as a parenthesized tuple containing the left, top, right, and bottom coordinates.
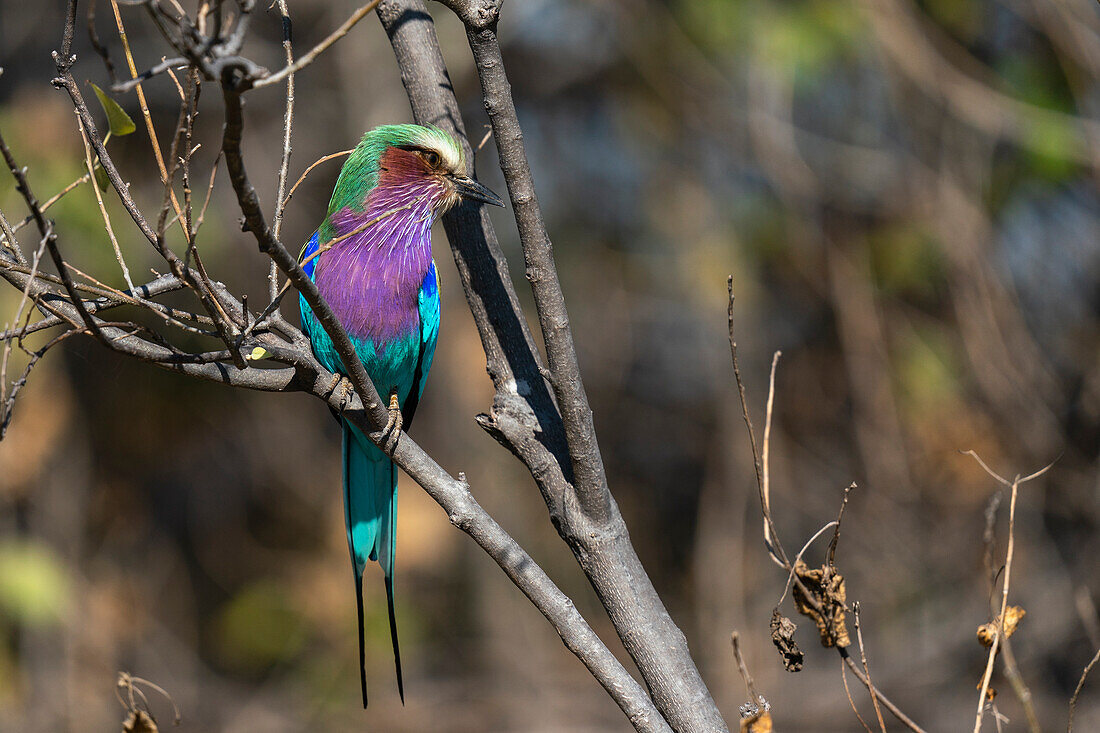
(381, 392, 402, 456)
(328, 375, 355, 411)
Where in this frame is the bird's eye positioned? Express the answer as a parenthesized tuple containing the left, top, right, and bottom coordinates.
(422, 150, 441, 168)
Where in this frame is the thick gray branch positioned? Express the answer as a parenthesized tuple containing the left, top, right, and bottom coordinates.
(377, 0, 575, 523)
(388, 2, 730, 730)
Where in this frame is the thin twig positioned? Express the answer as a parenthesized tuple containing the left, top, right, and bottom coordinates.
(1068, 648, 1100, 732)
(8, 173, 91, 241)
(963, 451, 1055, 733)
(281, 149, 353, 209)
(254, 0, 383, 88)
(841, 650, 927, 733)
(109, 0, 191, 244)
(853, 603, 888, 733)
(730, 631, 762, 705)
(178, 67, 197, 248)
(76, 113, 134, 290)
(0, 204, 24, 266)
(728, 278, 764, 487)
(194, 151, 220, 234)
(1, 234, 50, 425)
(1, 328, 82, 440)
(841, 657, 876, 733)
(270, 0, 295, 301)
(973, 474, 1020, 733)
(1000, 635, 1041, 733)
(761, 349, 786, 567)
(111, 56, 188, 92)
(776, 520, 838, 606)
(728, 278, 788, 569)
(87, 0, 119, 84)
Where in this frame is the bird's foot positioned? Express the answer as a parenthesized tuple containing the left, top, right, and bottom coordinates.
(381, 392, 402, 456)
(327, 374, 355, 411)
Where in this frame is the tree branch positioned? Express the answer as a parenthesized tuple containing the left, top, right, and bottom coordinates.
(380, 3, 728, 729)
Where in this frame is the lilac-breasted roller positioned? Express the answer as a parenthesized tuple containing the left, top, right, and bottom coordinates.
(298, 124, 503, 706)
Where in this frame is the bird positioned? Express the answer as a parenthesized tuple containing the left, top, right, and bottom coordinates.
(298, 124, 504, 707)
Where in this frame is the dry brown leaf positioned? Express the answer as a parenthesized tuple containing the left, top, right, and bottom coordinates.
(1003, 605, 1026, 637)
(770, 609, 804, 672)
(977, 622, 996, 648)
(974, 681, 997, 702)
(977, 605, 1026, 648)
(791, 559, 851, 648)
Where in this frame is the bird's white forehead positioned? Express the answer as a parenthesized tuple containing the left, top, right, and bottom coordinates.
(411, 126, 465, 174)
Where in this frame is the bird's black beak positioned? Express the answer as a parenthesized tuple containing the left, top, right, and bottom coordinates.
(449, 174, 506, 207)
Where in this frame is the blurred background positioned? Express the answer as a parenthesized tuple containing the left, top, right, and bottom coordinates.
(1, 0, 1099, 730)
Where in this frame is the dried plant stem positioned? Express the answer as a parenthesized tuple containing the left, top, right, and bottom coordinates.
(727, 279, 788, 570)
(963, 451, 1054, 733)
(730, 631, 762, 705)
(1000, 636, 1040, 733)
(270, 0, 295, 301)
(282, 150, 353, 209)
(776, 520, 837, 606)
(1, 234, 49, 411)
(76, 114, 134, 291)
(840, 650, 926, 733)
(841, 657, 875, 733)
(761, 349, 786, 567)
(727, 279, 765, 495)
(973, 475, 1019, 733)
(1068, 648, 1100, 732)
(109, 0, 190, 244)
(0, 204, 23, 266)
(727, 279, 925, 733)
(853, 603, 887, 733)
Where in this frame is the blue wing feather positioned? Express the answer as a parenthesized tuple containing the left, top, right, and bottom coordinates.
(401, 261, 440, 425)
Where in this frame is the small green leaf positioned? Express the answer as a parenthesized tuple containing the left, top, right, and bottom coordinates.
(93, 161, 109, 192)
(90, 82, 136, 137)
(0, 540, 70, 627)
(246, 347, 269, 361)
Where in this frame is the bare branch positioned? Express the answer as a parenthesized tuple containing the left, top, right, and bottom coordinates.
(76, 114, 135, 291)
(841, 656, 876, 733)
(776, 521, 838, 607)
(730, 631, 763, 708)
(270, 0, 295, 301)
(840, 650, 928, 733)
(281, 149, 353, 210)
(447, 0, 612, 523)
(1069, 648, 1100, 732)
(109, 0, 192, 245)
(111, 56, 188, 93)
(254, 0, 383, 89)
(852, 603, 887, 733)
(728, 283, 927, 733)
(389, 3, 727, 728)
(973, 470, 1021, 733)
